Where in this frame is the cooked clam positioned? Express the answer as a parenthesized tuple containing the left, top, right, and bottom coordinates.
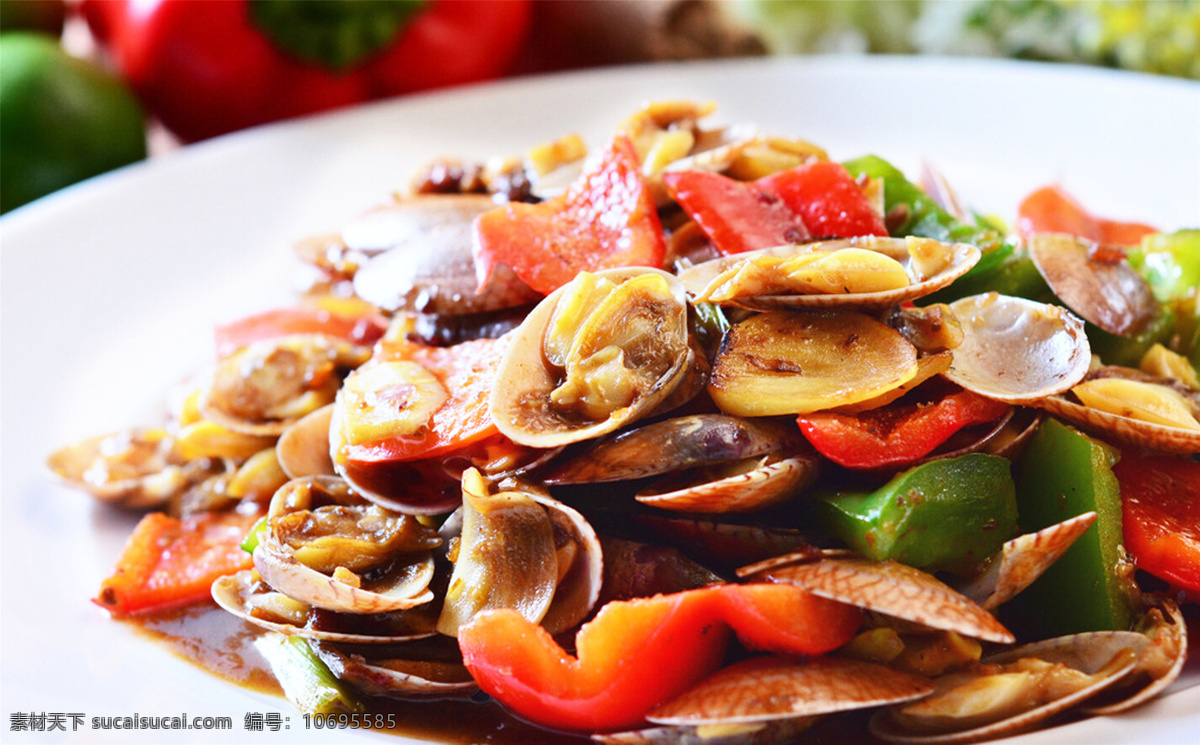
(709, 310, 919, 416)
(46, 428, 220, 509)
(636, 453, 818, 514)
(1082, 598, 1187, 715)
(677, 237, 979, 311)
(490, 268, 692, 448)
(543, 414, 803, 485)
(212, 570, 437, 644)
(254, 477, 442, 614)
(311, 638, 477, 697)
(756, 558, 1015, 644)
(871, 630, 1144, 743)
(945, 293, 1091, 404)
(276, 404, 336, 479)
(200, 335, 371, 437)
(1027, 233, 1158, 336)
(1039, 388, 1200, 455)
(594, 718, 815, 745)
(350, 195, 541, 315)
(647, 655, 933, 725)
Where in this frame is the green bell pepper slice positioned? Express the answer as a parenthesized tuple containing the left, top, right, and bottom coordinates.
(1009, 419, 1137, 636)
(814, 453, 1018, 578)
(1128, 229, 1200, 303)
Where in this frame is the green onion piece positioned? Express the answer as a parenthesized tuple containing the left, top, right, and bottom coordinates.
(253, 633, 364, 715)
(240, 516, 269, 554)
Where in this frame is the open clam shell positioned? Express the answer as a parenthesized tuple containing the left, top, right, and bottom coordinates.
(489, 267, 692, 448)
(349, 195, 541, 315)
(594, 718, 815, 745)
(635, 516, 829, 570)
(647, 655, 934, 725)
(959, 512, 1097, 612)
(945, 294, 1091, 405)
(543, 415, 803, 485)
(46, 428, 220, 509)
(310, 639, 477, 698)
(1038, 393, 1200, 455)
(758, 558, 1015, 644)
(676, 237, 979, 311)
(212, 570, 437, 644)
(276, 404, 336, 479)
(254, 476, 441, 614)
(870, 631, 1144, 744)
(635, 453, 818, 514)
(199, 335, 371, 437)
(1081, 598, 1187, 715)
(1027, 233, 1157, 336)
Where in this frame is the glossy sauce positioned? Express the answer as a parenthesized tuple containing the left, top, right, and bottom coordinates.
(131, 604, 586, 744)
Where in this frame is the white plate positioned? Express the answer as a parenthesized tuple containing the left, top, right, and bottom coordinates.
(2, 57, 1198, 745)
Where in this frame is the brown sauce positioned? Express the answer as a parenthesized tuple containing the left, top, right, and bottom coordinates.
(130, 604, 587, 744)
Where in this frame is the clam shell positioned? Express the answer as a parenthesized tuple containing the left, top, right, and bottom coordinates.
(310, 640, 477, 697)
(531, 490, 605, 635)
(647, 655, 934, 725)
(543, 415, 803, 485)
(870, 631, 1142, 744)
(212, 570, 436, 644)
(1038, 393, 1200, 455)
(1027, 233, 1157, 336)
(958, 512, 1097, 611)
(945, 294, 1091, 405)
(758, 558, 1014, 644)
(1082, 599, 1187, 715)
(593, 718, 814, 745)
(636, 454, 818, 514)
(676, 237, 979, 311)
(276, 404, 336, 479)
(489, 267, 691, 448)
(634, 516, 829, 570)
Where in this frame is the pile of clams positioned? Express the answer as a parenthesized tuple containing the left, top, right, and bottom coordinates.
(51, 100, 1198, 745)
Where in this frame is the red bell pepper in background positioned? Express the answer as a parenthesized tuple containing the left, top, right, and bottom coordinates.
(82, 0, 532, 142)
(797, 389, 1011, 470)
(1114, 451, 1200, 595)
(458, 583, 861, 732)
(473, 135, 667, 295)
(663, 161, 887, 255)
(214, 306, 388, 358)
(1016, 185, 1157, 246)
(94, 510, 261, 616)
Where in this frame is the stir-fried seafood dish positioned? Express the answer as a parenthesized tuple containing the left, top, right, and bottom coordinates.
(51, 100, 1199, 744)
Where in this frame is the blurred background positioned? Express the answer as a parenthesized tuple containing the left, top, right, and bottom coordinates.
(3, 0, 1198, 214)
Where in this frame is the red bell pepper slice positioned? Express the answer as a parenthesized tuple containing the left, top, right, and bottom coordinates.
(341, 334, 512, 464)
(663, 161, 886, 256)
(94, 510, 261, 617)
(797, 389, 1011, 470)
(1114, 451, 1200, 594)
(473, 135, 667, 295)
(661, 169, 810, 255)
(759, 160, 888, 240)
(214, 306, 387, 358)
(457, 583, 860, 732)
(1017, 186, 1157, 246)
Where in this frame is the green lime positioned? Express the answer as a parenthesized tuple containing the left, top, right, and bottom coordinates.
(1, 32, 146, 213)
